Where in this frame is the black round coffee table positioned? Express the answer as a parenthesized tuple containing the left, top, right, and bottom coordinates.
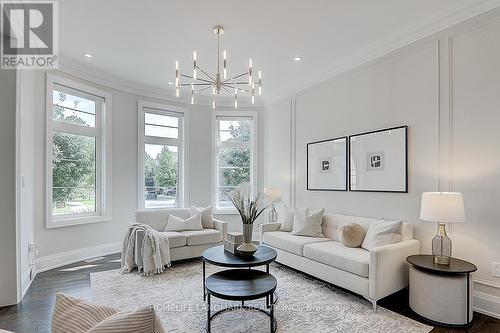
(205, 269, 277, 333)
(202, 245, 277, 301)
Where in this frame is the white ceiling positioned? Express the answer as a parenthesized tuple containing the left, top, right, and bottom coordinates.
(58, 0, 496, 105)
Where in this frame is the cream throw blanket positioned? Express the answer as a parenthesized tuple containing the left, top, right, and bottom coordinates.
(121, 224, 171, 276)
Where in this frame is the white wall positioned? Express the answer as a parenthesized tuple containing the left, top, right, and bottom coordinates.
(19, 69, 265, 269)
(266, 9, 500, 316)
(0, 61, 19, 306)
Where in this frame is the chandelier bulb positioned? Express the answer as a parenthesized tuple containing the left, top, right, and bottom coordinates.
(212, 100, 216, 109)
(176, 88, 179, 98)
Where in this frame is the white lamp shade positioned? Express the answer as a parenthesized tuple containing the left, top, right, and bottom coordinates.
(264, 187, 282, 202)
(420, 192, 465, 223)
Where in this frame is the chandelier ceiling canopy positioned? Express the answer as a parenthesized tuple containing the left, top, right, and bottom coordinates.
(174, 26, 261, 109)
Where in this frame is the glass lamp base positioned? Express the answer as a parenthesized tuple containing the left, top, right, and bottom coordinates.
(268, 204, 278, 223)
(432, 223, 452, 266)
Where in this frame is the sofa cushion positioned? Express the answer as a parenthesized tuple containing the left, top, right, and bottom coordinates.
(181, 229, 223, 246)
(361, 218, 402, 250)
(135, 209, 191, 231)
(191, 205, 214, 229)
(163, 231, 187, 248)
(303, 241, 369, 277)
(164, 213, 203, 232)
(262, 231, 329, 256)
(291, 208, 325, 237)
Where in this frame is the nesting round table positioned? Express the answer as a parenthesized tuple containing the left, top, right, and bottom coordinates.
(202, 245, 278, 333)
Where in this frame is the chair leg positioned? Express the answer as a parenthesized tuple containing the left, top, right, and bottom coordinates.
(372, 299, 377, 313)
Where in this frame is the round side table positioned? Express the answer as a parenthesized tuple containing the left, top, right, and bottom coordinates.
(406, 254, 477, 327)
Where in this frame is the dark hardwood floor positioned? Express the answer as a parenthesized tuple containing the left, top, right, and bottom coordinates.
(0, 253, 498, 333)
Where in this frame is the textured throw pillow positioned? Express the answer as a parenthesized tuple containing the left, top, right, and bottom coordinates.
(164, 213, 202, 232)
(280, 206, 307, 232)
(51, 294, 166, 333)
(190, 205, 214, 229)
(339, 223, 366, 247)
(361, 218, 402, 250)
(291, 208, 325, 237)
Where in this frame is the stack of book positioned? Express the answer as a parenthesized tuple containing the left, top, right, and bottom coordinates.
(224, 232, 244, 254)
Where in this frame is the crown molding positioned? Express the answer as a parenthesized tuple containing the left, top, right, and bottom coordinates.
(264, 0, 500, 105)
(58, 0, 500, 107)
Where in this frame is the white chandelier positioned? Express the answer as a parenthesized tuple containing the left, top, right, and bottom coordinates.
(174, 26, 262, 108)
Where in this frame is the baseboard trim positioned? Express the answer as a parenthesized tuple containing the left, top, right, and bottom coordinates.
(474, 291, 500, 319)
(35, 242, 122, 273)
(21, 269, 33, 298)
(473, 279, 500, 320)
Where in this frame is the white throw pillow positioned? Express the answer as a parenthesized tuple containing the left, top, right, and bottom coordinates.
(291, 208, 325, 237)
(190, 205, 214, 229)
(164, 213, 203, 232)
(361, 218, 402, 250)
(280, 206, 308, 232)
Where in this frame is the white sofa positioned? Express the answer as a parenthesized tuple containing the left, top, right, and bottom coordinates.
(260, 212, 419, 310)
(133, 208, 228, 267)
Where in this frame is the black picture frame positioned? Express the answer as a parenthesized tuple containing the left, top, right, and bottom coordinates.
(348, 125, 408, 193)
(306, 136, 348, 191)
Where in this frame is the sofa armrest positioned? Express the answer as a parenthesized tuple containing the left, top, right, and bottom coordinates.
(259, 222, 281, 245)
(368, 239, 420, 300)
(213, 219, 228, 240)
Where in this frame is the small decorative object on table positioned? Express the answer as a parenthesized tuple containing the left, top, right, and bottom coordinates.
(225, 187, 270, 258)
(224, 232, 243, 254)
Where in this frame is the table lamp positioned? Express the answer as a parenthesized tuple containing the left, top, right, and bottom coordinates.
(264, 187, 282, 222)
(420, 192, 465, 265)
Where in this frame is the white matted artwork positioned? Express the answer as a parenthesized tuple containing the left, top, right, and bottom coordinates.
(307, 137, 347, 191)
(349, 126, 408, 192)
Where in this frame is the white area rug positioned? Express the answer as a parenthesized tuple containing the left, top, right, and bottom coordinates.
(90, 260, 432, 333)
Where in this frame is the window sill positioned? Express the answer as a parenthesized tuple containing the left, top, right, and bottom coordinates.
(46, 215, 112, 229)
(214, 208, 239, 215)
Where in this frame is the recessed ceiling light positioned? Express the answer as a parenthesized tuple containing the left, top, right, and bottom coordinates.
(293, 56, 302, 62)
(168, 81, 174, 85)
(83, 52, 93, 58)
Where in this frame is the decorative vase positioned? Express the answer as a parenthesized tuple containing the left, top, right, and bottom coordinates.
(237, 223, 258, 257)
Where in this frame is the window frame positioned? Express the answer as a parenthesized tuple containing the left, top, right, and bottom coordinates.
(211, 111, 258, 214)
(137, 101, 189, 210)
(45, 73, 112, 228)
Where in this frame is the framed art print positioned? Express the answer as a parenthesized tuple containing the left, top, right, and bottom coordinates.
(349, 126, 408, 192)
(307, 136, 347, 191)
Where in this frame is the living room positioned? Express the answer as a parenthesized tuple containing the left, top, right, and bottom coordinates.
(1, 1, 500, 332)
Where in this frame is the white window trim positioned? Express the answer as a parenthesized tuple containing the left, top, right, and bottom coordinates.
(45, 73, 112, 228)
(137, 100, 189, 210)
(211, 110, 258, 215)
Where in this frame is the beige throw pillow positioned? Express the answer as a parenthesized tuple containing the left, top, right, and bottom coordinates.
(164, 213, 203, 231)
(339, 223, 366, 247)
(190, 205, 214, 229)
(361, 218, 402, 250)
(280, 206, 308, 232)
(51, 294, 166, 333)
(291, 208, 325, 237)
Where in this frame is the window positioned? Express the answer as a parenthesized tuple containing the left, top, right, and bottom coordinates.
(138, 102, 187, 209)
(213, 112, 257, 212)
(46, 74, 112, 228)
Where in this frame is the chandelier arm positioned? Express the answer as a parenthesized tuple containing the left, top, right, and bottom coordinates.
(223, 72, 249, 82)
(221, 85, 233, 95)
(180, 83, 212, 86)
(180, 74, 213, 84)
(196, 65, 217, 82)
(197, 86, 213, 93)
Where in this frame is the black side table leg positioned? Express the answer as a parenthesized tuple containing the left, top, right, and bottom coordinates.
(466, 273, 470, 327)
(270, 292, 274, 333)
(203, 260, 206, 301)
(266, 264, 270, 308)
(207, 294, 211, 333)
